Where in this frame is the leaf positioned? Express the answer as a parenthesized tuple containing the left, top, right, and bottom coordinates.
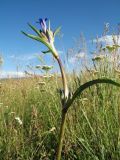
(42, 50, 50, 54)
(21, 31, 50, 48)
(28, 23, 42, 37)
(65, 79, 120, 112)
(22, 31, 41, 41)
(54, 26, 61, 37)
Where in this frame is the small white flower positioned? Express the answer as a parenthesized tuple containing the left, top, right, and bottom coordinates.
(15, 117, 23, 125)
(50, 127, 56, 132)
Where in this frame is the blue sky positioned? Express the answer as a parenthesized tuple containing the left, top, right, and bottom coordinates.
(0, 0, 120, 76)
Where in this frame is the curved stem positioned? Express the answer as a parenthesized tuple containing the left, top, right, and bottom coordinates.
(65, 78, 120, 111)
(56, 56, 69, 100)
(52, 50, 68, 160)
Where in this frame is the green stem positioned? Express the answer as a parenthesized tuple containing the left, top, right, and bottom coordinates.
(56, 110, 67, 160)
(56, 57, 69, 99)
(52, 49, 68, 160)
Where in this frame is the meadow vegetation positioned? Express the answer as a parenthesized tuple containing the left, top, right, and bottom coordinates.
(0, 56, 120, 160)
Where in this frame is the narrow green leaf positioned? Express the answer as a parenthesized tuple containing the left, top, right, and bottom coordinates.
(42, 50, 50, 54)
(22, 31, 48, 46)
(22, 31, 40, 41)
(54, 26, 61, 37)
(65, 79, 120, 111)
(22, 31, 58, 58)
(28, 23, 42, 37)
(22, 31, 42, 41)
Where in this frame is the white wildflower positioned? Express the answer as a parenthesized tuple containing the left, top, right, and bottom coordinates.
(92, 55, 105, 61)
(15, 117, 23, 125)
(50, 127, 56, 132)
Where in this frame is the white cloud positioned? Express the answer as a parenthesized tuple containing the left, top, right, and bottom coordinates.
(0, 71, 26, 79)
(8, 51, 64, 63)
(68, 51, 86, 64)
(8, 53, 39, 61)
(93, 35, 120, 46)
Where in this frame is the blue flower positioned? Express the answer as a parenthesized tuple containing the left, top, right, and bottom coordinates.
(37, 18, 54, 44)
(37, 18, 48, 33)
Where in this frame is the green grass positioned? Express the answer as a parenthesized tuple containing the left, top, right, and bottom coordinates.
(0, 61, 120, 160)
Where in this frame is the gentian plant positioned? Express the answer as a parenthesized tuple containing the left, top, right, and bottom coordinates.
(22, 18, 120, 160)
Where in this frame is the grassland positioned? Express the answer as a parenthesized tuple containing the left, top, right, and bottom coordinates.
(0, 58, 120, 160)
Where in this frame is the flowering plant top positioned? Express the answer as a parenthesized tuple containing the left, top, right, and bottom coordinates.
(22, 18, 61, 59)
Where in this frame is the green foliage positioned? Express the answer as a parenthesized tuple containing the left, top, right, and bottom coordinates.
(22, 21, 60, 59)
(27, 23, 43, 37)
(21, 31, 50, 48)
(0, 66, 120, 159)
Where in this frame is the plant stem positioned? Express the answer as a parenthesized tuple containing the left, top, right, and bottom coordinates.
(56, 110, 67, 160)
(56, 57, 69, 99)
(53, 50, 68, 160)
